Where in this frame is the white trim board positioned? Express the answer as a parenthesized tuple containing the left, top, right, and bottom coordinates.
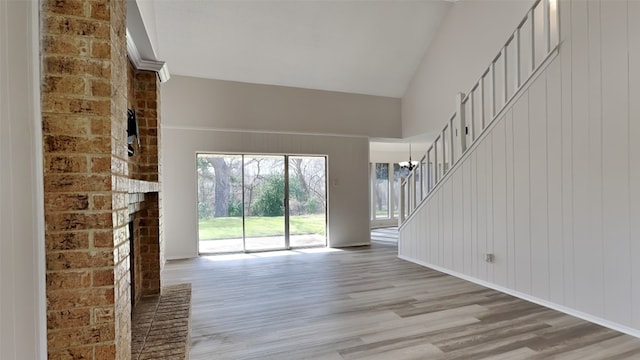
(398, 254, 640, 339)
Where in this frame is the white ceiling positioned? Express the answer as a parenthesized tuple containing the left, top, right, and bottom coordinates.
(148, 0, 452, 98)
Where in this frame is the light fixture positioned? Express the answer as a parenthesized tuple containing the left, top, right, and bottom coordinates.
(399, 144, 419, 172)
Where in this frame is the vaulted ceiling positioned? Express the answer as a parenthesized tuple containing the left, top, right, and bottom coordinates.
(139, 0, 453, 98)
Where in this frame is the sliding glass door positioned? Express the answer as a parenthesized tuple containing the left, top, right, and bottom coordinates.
(243, 155, 286, 251)
(197, 153, 327, 254)
(288, 156, 326, 248)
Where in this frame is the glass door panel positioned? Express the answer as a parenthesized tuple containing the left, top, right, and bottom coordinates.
(198, 153, 327, 254)
(197, 154, 244, 253)
(288, 156, 327, 248)
(243, 155, 286, 251)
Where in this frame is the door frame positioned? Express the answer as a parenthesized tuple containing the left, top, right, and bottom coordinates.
(196, 152, 328, 254)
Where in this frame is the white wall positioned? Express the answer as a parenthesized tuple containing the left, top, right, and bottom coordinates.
(161, 77, 378, 259)
(369, 150, 412, 165)
(135, 0, 160, 56)
(402, 0, 533, 138)
(400, 0, 640, 336)
(163, 75, 402, 138)
(0, 1, 46, 358)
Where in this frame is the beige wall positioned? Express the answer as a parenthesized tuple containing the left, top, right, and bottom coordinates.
(163, 75, 402, 138)
(161, 77, 386, 259)
(0, 1, 46, 358)
(402, 0, 533, 139)
(369, 150, 406, 165)
(162, 128, 370, 258)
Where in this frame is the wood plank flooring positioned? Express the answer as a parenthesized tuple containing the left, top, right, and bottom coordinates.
(162, 231, 640, 359)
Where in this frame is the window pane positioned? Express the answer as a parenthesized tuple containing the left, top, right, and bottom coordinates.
(393, 164, 401, 218)
(243, 155, 286, 251)
(288, 156, 327, 248)
(197, 154, 244, 253)
(375, 163, 390, 219)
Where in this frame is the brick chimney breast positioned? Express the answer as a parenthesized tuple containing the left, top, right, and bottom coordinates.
(41, 0, 162, 358)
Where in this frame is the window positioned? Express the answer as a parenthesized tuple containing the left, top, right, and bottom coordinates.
(374, 163, 390, 219)
(370, 162, 404, 224)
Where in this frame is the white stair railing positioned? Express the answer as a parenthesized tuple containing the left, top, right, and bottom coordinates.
(400, 0, 559, 225)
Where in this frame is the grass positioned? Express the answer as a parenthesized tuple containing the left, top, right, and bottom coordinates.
(198, 214, 326, 240)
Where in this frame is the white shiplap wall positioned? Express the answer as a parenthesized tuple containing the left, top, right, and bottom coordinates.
(399, 0, 640, 336)
(0, 1, 46, 359)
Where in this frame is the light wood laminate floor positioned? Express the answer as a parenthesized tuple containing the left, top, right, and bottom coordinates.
(163, 236, 640, 359)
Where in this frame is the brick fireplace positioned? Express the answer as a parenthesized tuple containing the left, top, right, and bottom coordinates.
(41, 0, 164, 358)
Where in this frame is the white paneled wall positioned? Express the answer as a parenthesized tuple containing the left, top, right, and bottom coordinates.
(0, 1, 46, 358)
(400, 0, 640, 336)
(630, 0, 640, 330)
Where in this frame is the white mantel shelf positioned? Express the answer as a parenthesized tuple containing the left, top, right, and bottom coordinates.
(126, 179, 160, 194)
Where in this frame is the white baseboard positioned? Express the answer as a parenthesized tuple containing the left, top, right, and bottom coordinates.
(332, 242, 371, 248)
(398, 254, 640, 339)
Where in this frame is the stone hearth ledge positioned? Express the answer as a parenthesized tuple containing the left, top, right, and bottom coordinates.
(131, 283, 192, 360)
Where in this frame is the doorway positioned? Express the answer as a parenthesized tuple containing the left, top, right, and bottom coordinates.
(197, 153, 327, 254)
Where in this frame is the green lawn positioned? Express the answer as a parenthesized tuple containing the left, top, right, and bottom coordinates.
(198, 214, 325, 240)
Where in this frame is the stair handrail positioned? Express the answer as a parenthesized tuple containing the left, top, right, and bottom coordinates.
(400, 0, 559, 225)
